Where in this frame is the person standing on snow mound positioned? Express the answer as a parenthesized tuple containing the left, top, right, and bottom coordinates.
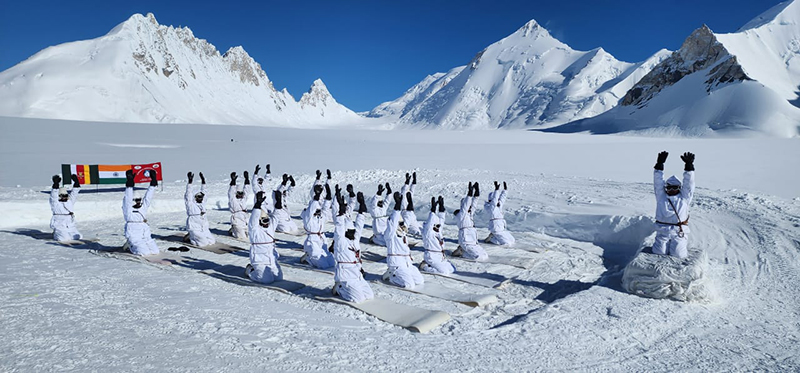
(123, 169, 160, 256)
(245, 191, 283, 284)
(228, 171, 251, 240)
(49, 174, 82, 242)
(484, 181, 515, 246)
(184, 171, 215, 247)
(653, 151, 696, 259)
(369, 182, 392, 246)
(382, 191, 425, 289)
(272, 174, 298, 234)
(452, 182, 489, 261)
(420, 196, 456, 274)
(299, 183, 335, 269)
(331, 191, 374, 303)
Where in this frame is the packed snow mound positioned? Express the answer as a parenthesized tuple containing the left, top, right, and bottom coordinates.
(0, 13, 364, 128)
(622, 244, 711, 302)
(372, 20, 670, 129)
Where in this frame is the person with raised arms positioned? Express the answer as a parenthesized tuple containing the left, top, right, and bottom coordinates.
(49, 173, 82, 242)
(245, 191, 283, 284)
(483, 181, 515, 246)
(228, 171, 251, 240)
(652, 151, 696, 259)
(123, 169, 160, 256)
(273, 173, 298, 234)
(419, 196, 455, 274)
(369, 182, 392, 246)
(184, 171, 215, 247)
(400, 172, 422, 237)
(452, 182, 488, 261)
(299, 183, 335, 268)
(382, 191, 425, 289)
(331, 190, 374, 302)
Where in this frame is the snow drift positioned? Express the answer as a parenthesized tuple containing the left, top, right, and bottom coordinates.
(622, 244, 711, 302)
(0, 13, 363, 128)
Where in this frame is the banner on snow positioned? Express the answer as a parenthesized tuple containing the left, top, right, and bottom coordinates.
(61, 163, 163, 185)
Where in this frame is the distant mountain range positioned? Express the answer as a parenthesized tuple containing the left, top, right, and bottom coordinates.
(1, 2, 798, 137)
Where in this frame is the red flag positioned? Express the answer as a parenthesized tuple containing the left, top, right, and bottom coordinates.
(132, 162, 163, 183)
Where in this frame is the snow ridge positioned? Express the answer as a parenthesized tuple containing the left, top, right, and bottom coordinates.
(0, 13, 362, 128)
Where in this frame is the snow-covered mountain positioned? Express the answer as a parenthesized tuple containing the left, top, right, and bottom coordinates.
(369, 20, 671, 129)
(548, 1, 800, 137)
(0, 13, 363, 127)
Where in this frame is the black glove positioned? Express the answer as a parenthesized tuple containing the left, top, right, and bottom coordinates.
(274, 190, 283, 210)
(281, 173, 288, 186)
(438, 196, 445, 213)
(125, 170, 135, 188)
(503, 181, 507, 190)
(230, 172, 237, 186)
(324, 183, 332, 200)
(254, 191, 266, 209)
(244, 171, 250, 185)
(199, 172, 206, 184)
(71, 174, 80, 188)
(289, 175, 296, 187)
(52, 175, 61, 189)
(467, 182, 473, 197)
(474, 182, 480, 197)
(494, 181, 500, 190)
(187, 172, 194, 184)
(405, 172, 411, 185)
(346, 184, 355, 198)
(357, 192, 367, 214)
(313, 185, 323, 200)
(385, 182, 391, 195)
(393, 191, 402, 211)
(681, 152, 695, 171)
(326, 169, 332, 180)
(316, 170, 322, 180)
(377, 183, 384, 195)
(430, 197, 437, 213)
(265, 164, 271, 174)
(149, 170, 158, 187)
(338, 194, 347, 215)
(254, 164, 261, 176)
(655, 151, 668, 171)
(412, 172, 417, 184)
(406, 192, 414, 211)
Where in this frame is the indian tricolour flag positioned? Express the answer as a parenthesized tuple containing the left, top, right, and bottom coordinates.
(61, 163, 163, 185)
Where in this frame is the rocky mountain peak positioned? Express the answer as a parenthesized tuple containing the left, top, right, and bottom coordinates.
(300, 79, 334, 108)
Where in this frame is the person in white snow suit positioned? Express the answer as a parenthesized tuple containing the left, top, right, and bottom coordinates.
(369, 182, 392, 246)
(400, 172, 422, 237)
(652, 151, 696, 259)
(251, 164, 273, 209)
(299, 183, 335, 268)
(382, 191, 425, 289)
(452, 182, 489, 261)
(420, 196, 456, 274)
(122, 169, 160, 256)
(245, 191, 283, 284)
(49, 174, 82, 242)
(271, 173, 298, 234)
(331, 190, 374, 303)
(184, 171, 215, 247)
(484, 181, 515, 246)
(228, 171, 251, 240)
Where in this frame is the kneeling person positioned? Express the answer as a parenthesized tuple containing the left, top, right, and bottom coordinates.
(246, 192, 283, 284)
(123, 169, 160, 256)
(331, 191, 374, 303)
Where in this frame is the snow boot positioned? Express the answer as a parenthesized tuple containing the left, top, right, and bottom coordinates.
(245, 263, 253, 277)
(122, 241, 131, 252)
(452, 246, 464, 257)
(381, 270, 392, 281)
(182, 233, 190, 243)
(418, 261, 429, 272)
(299, 253, 309, 265)
(331, 282, 341, 296)
(484, 233, 494, 244)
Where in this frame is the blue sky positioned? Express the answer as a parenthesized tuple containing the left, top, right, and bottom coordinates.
(0, 0, 782, 112)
